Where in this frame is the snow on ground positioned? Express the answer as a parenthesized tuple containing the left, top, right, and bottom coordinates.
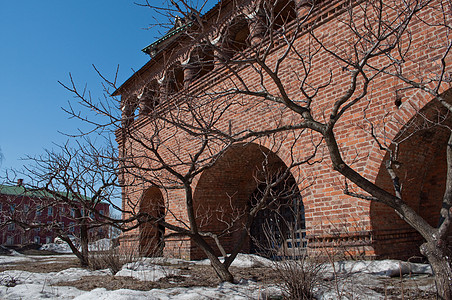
(323, 259, 432, 277)
(40, 242, 73, 254)
(72, 281, 281, 300)
(88, 239, 113, 251)
(0, 255, 32, 266)
(0, 252, 435, 300)
(40, 238, 114, 254)
(195, 253, 273, 268)
(115, 259, 179, 281)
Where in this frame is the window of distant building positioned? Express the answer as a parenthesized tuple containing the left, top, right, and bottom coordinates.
(24, 204, 30, 213)
(34, 236, 40, 244)
(7, 223, 15, 231)
(59, 207, 65, 216)
(0, 203, 3, 211)
(9, 204, 16, 213)
(70, 208, 76, 218)
(69, 222, 75, 232)
(48, 207, 53, 217)
(46, 236, 52, 244)
(36, 205, 42, 216)
(6, 236, 14, 245)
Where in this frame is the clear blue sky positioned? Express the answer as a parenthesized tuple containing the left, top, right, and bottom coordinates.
(0, 1, 217, 173)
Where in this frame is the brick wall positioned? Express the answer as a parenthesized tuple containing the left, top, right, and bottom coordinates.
(117, 0, 452, 260)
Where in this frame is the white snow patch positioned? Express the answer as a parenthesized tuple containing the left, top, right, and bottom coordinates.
(115, 259, 179, 281)
(40, 243, 73, 253)
(324, 259, 432, 277)
(195, 253, 273, 268)
(72, 281, 280, 300)
(88, 238, 112, 251)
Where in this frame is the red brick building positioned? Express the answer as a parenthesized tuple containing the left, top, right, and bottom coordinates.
(114, 0, 452, 260)
(0, 182, 110, 246)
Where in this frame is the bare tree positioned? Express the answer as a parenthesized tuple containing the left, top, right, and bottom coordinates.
(128, 0, 452, 296)
(3, 142, 122, 267)
(59, 0, 452, 296)
(63, 73, 315, 280)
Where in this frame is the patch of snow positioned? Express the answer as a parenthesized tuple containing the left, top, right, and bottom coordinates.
(1, 283, 84, 300)
(116, 259, 179, 281)
(147, 257, 193, 266)
(195, 253, 273, 268)
(72, 281, 281, 300)
(0, 268, 110, 286)
(0, 255, 33, 265)
(40, 243, 73, 254)
(40, 238, 114, 253)
(325, 259, 432, 277)
(88, 238, 112, 251)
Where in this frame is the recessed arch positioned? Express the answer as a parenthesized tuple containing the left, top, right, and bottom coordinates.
(264, 0, 297, 28)
(163, 63, 184, 97)
(139, 186, 165, 257)
(192, 142, 305, 259)
(218, 15, 250, 59)
(184, 45, 215, 86)
(370, 91, 452, 259)
(139, 80, 160, 115)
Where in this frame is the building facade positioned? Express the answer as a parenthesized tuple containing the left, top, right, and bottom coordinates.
(115, 0, 452, 260)
(0, 182, 110, 246)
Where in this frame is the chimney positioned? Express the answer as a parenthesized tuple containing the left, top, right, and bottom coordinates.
(17, 179, 23, 186)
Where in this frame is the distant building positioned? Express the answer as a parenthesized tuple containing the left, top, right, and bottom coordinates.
(0, 181, 109, 246)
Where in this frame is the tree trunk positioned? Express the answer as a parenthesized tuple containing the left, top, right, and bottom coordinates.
(191, 234, 234, 282)
(420, 241, 452, 300)
(80, 220, 89, 267)
(209, 255, 235, 283)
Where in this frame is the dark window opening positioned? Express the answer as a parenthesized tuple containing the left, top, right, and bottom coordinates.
(249, 176, 305, 259)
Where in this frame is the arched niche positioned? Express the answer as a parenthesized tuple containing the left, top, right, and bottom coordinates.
(139, 80, 160, 115)
(184, 45, 215, 87)
(121, 95, 140, 126)
(249, 174, 305, 257)
(264, 0, 297, 29)
(139, 187, 165, 257)
(163, 63, 184, 98)
(192, 143, 305, 259)
(370, 91, 452, 259)
(219, 15, 250, 59)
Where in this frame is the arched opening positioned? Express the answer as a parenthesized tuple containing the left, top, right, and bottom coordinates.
(370, 93, 452, 259)
(121, 95, 139, 126)
(139, 80, 160, 115)
(139, 187, 165, 257)
(184, 46, 215, 87)
(249, 175, 305, 258)
(192, 143, 305, 259)
(264, 0, 296, 29)
(220, 16, 250, 59)
(163, 63, 184, 97)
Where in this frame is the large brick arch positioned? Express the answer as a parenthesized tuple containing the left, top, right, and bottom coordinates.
(370, 89, 452, 259)
(139, 187, 165, 257)
(190, 142, 305, 259)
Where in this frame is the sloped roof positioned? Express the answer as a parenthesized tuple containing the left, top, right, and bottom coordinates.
(0, 184, 92, 202)
(112, 0, 227, 97)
